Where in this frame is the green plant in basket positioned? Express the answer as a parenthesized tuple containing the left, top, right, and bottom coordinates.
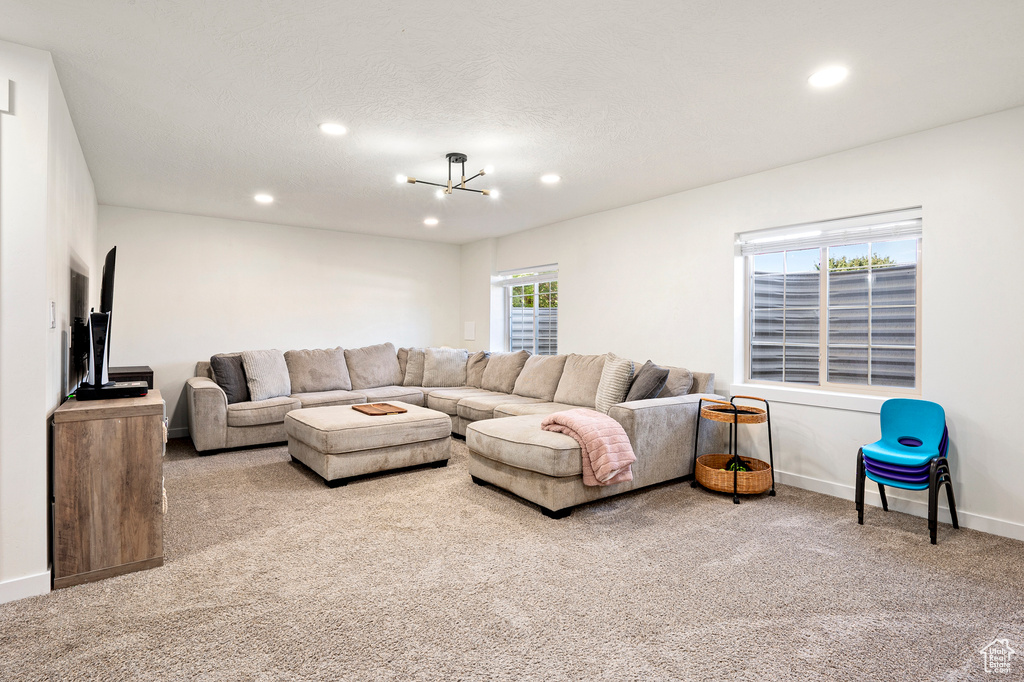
(726, 460, 749, 473)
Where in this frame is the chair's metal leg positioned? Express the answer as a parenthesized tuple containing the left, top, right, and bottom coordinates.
(940, 459, 959, 529)
(928, 459, 940, 544)
(732, 416, 740, 504)
(765, 401, 776, 496)
(877, 483, 888, 511)
(856, 449, 866, 525)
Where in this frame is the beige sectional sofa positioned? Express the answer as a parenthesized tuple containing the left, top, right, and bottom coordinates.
(186, 342, 727, 516)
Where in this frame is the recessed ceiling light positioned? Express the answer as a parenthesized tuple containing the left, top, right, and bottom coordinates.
(808, 65, 848, 88)
(541, 174, 561, 184)
(254, 194, 274, 204)
(318, 122, 347, 135)
(424, 217, 439, 226)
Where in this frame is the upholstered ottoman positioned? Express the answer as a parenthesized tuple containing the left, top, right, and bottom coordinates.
(285, 403, 452, 487)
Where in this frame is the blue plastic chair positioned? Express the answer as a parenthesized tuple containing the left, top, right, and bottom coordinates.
(856, 398, 958, 544)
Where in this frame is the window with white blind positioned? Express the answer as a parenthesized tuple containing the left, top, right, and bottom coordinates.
(739, 208, 921, 392)
(495, 268, 558, 355)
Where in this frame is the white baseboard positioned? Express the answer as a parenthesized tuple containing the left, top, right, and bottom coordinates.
(776, 470, 1024, 542)
(167, 426, 189, 439)
(0, 571, 50, 604)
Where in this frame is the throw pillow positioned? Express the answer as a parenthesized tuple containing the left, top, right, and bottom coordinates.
(656, 366, 694, 398)
(240, 349, 292, 401)
(284, 347, 352, 393)
(480, 350, 530, 393)
(466, 351, 490, 388)
(402, 348, 426, 386)
(594, 353, 635, 414)
(422, 348, 469, 387)
(625, 360, 670, 402)
(344, 343, 403, 389)
(512, 354, 568, 401)
(397, 347, 410, 379)
(210, 354, 250, 404)
(552, 354, 608, 408)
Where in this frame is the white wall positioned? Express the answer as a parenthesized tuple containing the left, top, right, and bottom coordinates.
(461, 106, 1024, 540)
(0, 40, 97, 604)
(98, 206, 462, 434)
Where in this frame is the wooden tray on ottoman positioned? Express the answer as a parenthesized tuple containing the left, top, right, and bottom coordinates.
(352, 403, 408, 416)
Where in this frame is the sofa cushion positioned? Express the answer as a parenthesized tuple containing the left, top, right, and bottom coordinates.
(210, 354, 250, 404)
(426, 387, 500, 416)
(656, 366, 694, 398)
(594, 353, 635, 414)
(552, 354, 607, 408)
(402, 348, 426, 386)
(290, 389, 367, 409)
(241, 349, 292, 401)
(457, 394, 545, 422)
(626, 360, 670, 402)
(397, 347, 410, 379)
(492, 402, 584, 419)
(353, 386, 425, 407)
(345, 343, 403, 389)
(466, 351, 490, 388)
(512, 354, 567, 401)
(423, 348, 468, 387)
(467, 414, 582, 477)
(285, 404, 452, 455)
(226, 396, 300, 427)
(284, 347, 352, 393)
(480, 350, 530, 393)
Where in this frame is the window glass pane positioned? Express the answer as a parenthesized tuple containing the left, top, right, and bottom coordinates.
(538, 281, 550, 294)
(523, 284, 534, 296)
(785, 271, 820, 307)
(753, 252, 783, 274)
(828, 346, 868, 385)
(829, 270, 869, 307)
(538, 294, 550, 308)
(512, 285, 523, 297)
(753, 275, 784, 308)
(549, 281, 558, 292)
(828, 308, 868, 345)
(872, 265, 916, 306)
(750, 345, 784, 382)
(512, 296, 525, 308)
(871, 348, 915, 388)
(752, 308, 783, 342)
(872, 239, 916, 266)
(784, 308, 819, 344)
(785, 248, 820, 273)
(783, 345, 819, 384)
(828, 243, 870, 270)
(871, 307, 916, 346)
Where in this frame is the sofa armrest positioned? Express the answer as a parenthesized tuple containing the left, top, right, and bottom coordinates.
(608, 393, 729, 481)
(186, 376, 228, 451)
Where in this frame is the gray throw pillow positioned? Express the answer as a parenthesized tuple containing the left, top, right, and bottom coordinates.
(422, 348, 468, 387)
(512, 354, 568, 401)
(552, 354, 607, 408)
(284, 347, 352, 393)
(480, 351, 530, 393)
(625, 360, 670, 402)
(345, 343, 403, 389)
(656, 366, 694, 398)
(594, 353, 635, 414)
(402, 348, 426, 386)
(466, 351, 490, 388)
(241, 349, 292, 401)
(397, 347, 410, 379)
(210, 354, 249, 404)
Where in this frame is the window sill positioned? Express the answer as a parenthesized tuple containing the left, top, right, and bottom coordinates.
(728, 383, 889, 414)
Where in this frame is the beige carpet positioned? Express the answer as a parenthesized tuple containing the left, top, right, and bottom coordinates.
(1, 438, 1022, 681)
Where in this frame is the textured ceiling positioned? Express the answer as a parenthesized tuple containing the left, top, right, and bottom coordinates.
(3, 1, 1024, 243)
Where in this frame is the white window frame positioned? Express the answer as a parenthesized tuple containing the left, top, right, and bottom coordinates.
(494, 266, 558, 355)
(738, 208, 923, 397)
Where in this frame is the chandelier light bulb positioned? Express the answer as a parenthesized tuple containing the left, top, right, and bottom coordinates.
(396, 175, 408, 184)
(483, 165, 495, 175)
(489, 189, 500, 198)
(435, 189, 445, 198)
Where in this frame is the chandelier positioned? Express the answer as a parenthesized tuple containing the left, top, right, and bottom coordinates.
(399, 153, 495, 197)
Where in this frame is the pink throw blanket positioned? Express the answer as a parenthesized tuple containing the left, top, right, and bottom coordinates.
(541, 409, 636, 486)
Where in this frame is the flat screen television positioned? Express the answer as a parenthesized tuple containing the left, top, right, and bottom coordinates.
(67, 266, 90, 397)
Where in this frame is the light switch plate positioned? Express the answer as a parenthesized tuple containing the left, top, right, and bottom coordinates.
(0, 79, 9, 113)
(49, 300, 56, 329)
(463, 321, 476, 341)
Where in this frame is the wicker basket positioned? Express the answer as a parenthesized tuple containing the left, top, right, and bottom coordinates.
(695, 453, 773, 495)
